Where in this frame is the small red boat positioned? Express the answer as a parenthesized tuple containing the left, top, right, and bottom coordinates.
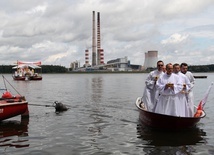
(0, 75, 29, 121)
(135, 97, 206, 130)
(0, 94, 28, 121)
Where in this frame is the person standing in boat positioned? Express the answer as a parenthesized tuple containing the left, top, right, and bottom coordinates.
(180, 63, 195, 116)
(155, 63, 183, 116)
(173, 63, 191, 117)
(163, 65, 166, 73)
(142, 60, 165, 112)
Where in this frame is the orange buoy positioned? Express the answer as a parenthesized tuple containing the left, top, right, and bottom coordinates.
(2, 91, 13, 98)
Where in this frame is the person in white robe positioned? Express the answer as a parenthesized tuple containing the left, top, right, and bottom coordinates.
(173, 63, 191, 117)
(142, 60, 165, 112)
(180, 63, 195, 116)
(155, 63, 183, 116)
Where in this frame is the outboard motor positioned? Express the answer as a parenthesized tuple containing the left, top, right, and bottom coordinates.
(53, 101, 68, 112)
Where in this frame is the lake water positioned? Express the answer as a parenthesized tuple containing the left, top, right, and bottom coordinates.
(0, 73, 214, 155)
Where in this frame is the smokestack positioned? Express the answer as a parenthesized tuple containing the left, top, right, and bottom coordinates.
(85, 49, 89, 67)
(97, 12, 101, 65)
(92, 11, 96, 66)
(99, 49, 104, 64)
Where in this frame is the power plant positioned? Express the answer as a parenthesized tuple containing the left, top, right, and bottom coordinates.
(86, 11, 104, 67)
(73, 11, 158, 72)
(143, 51, 158, 69)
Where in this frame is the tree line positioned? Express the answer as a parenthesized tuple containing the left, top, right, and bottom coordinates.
(0, 64, 214, 73)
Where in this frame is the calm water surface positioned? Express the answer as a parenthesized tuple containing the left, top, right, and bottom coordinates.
(0, 73, 214, 155)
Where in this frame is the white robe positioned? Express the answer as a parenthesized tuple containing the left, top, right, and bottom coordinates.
(155, 73, 184, 116)
(142, 70, 164, 112)
(183, 71, 195, 116)
(175, 72, 191, 117)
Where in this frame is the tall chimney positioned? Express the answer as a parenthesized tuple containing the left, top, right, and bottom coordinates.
(92, 11, 96, 66)
(85, 49, 89, 67)
(97, 12, 101, 65)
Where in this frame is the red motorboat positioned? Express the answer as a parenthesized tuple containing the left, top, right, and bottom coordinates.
(135, 97, 206, 130)
(0, 94, 28, 121)
(0, 75, 29, 121)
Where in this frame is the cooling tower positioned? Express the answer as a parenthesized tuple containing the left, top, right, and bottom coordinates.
(143, 51, 158, 69)
(92, 11, 96, 66)
(143, 52, 148, 69)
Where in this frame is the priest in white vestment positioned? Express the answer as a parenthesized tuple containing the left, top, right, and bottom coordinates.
(142, 60, 165, 112)
(155, 63, 183, 116)
(180, 63, 195, 116)
(173, 63, 191, 117)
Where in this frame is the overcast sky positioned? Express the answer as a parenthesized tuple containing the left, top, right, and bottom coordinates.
(0, 0, 214, 67)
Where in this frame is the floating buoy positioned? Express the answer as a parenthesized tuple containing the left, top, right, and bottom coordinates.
(2, 91, 13, 98)
(53, 101, 68, 112)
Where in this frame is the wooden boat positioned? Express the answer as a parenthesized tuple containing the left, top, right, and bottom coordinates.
(135, 97, 206, 130)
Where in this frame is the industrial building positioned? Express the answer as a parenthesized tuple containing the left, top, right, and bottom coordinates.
(106, 57, 131, 71)
(70, 61, 80, 71)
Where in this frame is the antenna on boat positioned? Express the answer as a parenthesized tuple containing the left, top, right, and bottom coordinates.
(2, 75, 22, 96)
(2, 75, 8, 91)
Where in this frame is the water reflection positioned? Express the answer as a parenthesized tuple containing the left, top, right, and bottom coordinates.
(86, 76, 106, 151)
(136, 120, 207, 154)
(91, 76, 103, 103)
(0, 117, 29, 148)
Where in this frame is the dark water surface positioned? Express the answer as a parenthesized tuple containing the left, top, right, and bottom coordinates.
(0, 73, 214, 155)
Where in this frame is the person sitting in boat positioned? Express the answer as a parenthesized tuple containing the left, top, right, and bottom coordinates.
(180, 63, 195, 116)
(142, 60, 165, 112)
(173, 63, 191, 117)
(14, 71, 18, 77)
(31, 69, 34, 75)
(154, 63, 184, 117)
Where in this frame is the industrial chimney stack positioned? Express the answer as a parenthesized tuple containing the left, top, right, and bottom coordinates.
(92, 11, 96, 66)
(97, 12, 101, 65)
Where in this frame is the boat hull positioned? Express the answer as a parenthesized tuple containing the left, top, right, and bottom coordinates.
(12, 76, 26, 81)
(0, 100, 28, 121)
(13, 75, 42, 81)
(29, 76, 42, 80)
(136, 97, 205, 130)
